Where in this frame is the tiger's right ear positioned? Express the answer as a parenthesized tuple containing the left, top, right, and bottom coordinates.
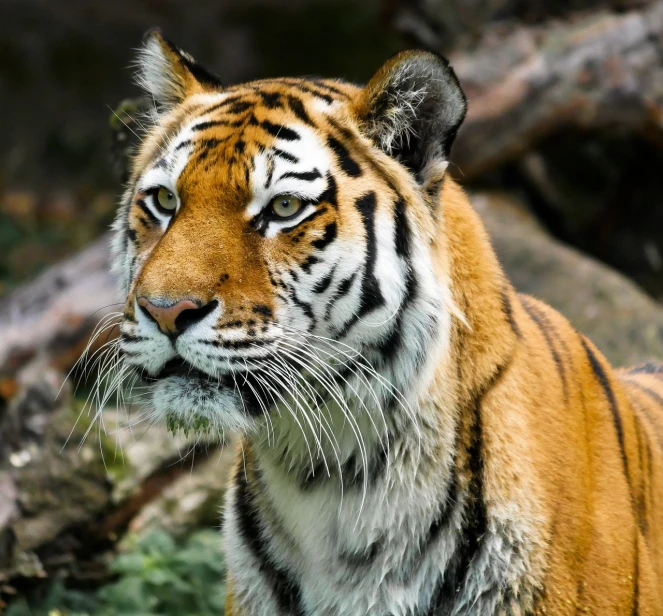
(136, 29, 223, 110)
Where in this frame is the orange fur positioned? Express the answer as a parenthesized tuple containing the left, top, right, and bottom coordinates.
(436, 180, 663, 614)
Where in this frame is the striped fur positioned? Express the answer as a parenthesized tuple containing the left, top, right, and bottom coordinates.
(110, 30, 663, 615)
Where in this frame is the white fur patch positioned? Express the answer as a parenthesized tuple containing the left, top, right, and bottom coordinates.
(136, 35, 181, 105)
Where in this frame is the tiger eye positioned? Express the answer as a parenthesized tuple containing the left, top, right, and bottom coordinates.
(271, 195, 302, 218)
(156, 186, 177, 212)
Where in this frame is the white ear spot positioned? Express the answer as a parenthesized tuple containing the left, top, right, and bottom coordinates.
(135, 35, 183, 106)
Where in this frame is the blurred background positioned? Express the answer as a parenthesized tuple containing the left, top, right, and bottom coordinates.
(1, 0, 663, 613)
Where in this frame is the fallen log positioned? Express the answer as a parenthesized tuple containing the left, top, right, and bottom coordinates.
(387, 0, 663, 179)
(0, 234, 120, 382)
(381, 0, 654, 52)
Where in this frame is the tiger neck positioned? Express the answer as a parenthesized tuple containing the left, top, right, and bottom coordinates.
(249, 178, 518, 506)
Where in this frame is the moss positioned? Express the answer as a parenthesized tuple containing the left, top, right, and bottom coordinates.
(165, 413, 212, 439)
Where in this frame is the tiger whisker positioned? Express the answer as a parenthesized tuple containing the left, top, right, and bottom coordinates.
(259, 354, 343, 484)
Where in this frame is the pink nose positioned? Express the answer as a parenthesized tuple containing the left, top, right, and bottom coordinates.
(137, 297, 213, 337)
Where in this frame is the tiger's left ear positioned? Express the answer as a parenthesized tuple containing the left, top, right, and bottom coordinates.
(136, 29, 223, 110)
(356, 51, 466, 183)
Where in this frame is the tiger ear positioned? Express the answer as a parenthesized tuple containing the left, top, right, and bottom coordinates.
(136, 29, 223, 110)
(356, 50, 466, 183)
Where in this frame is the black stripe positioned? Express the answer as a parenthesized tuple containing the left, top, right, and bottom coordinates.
(278, 169, 322, 182)
(581, 338, 630, 480)
(121, 332, 148, 343)
(393, 197, 411, 259)
(633, 534, 639, 616)
(216, 320, 243, 330)
(288, 284, 316, 330)
(191, 120, 231, 131)
(233, 467, 306, 616)
(288, 82, 334, 104)
(377, 266, 417, 363)
(501, 288, 522, 339)
(258, 91, 283, 109)
(632, 411, 648, 535)
(227, 101, 253, 114)
(198, 136, 233, 150)
(339, 539, 383, 568)
(398, 469, 458, 586)
(521, 298, 567, 401)
(377, 197, 417, 362)
(176, 55, 222, 91)
(135, 199, 159, 226)
(461, 387, 489, 570)
(324, 273, 357, 320)
(326, 117, 409, 205)
(327, 135, 361, 177)
(427, 360, 512, 614)
(301, 441, 390, 493)
(126, 228, 138, 243)
(202, 338, 275, 350)
(259, 120, 300, 141)
(174, 139, 192, 151)
(312, 223, 337, 251)
(339, 442, 391, 489)
(309, 78, 350, 96)
(264, 156, 275, 189)
(159, 34, 223, 90)
(199, 94, 248, 116)
(272, 148, 299, 164)
(300, 255, 319, 273)
(317, 174, 338, 208)
(287, 95, 314, 126)
(253, 305, 273, 318)
(312, 266, 336, 294)
(623, 379, 663, 453)
(355, 192, 385, 320)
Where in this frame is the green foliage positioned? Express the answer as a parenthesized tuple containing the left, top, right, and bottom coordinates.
(165, 413, 212, 439)
(7, 530, 226, 616)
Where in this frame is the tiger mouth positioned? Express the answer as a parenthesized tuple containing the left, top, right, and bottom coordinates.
(142, 357, 235, 388)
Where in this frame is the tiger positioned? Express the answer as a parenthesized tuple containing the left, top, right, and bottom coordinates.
(109, 28, 663, 615)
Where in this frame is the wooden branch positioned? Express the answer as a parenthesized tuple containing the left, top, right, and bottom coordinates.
(0, 234, 120, 381)
(387, 1, 663, 178)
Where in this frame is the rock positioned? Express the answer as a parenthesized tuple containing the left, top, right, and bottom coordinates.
(0, 356, 221, 592)
(126, 446, 235, 541)
(0, 362, 113, 583)
(473, 191, 663, 367)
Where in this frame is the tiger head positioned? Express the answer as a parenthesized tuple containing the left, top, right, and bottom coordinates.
(112, 30, 467, 439)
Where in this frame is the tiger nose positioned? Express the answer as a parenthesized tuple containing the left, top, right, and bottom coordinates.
(137, 297, 218, 338)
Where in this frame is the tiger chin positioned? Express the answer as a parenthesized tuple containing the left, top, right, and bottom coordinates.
(108, 28, 663, 615)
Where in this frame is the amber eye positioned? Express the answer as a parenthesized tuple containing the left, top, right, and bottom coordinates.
(156, 187, 177, 212)
(270, 195, 302, 218)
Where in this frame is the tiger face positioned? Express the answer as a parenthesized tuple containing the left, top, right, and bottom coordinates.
(112, 30, 466, 438)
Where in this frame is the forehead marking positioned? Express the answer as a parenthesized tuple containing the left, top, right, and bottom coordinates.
(246, 123, 332, 218)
